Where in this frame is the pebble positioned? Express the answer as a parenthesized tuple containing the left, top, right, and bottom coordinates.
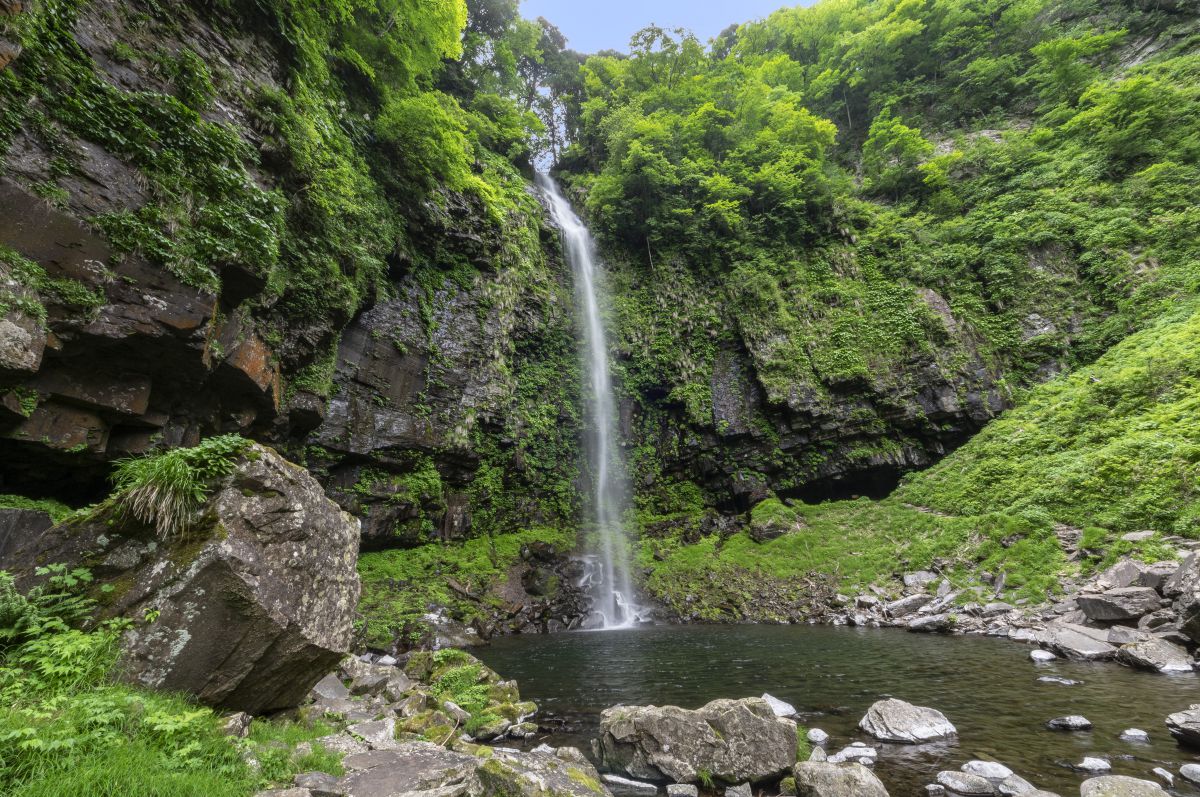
(1119, 728, 1150, 743)
(806, 727, 830, 745)
(1047, 715, 1092, 730)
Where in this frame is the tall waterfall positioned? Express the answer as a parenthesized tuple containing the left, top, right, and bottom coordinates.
(537, 174, 641, 630)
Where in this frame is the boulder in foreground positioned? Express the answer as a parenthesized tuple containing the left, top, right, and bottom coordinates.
(596, 697, 797, 784)
(1079, 775, 1166, 796)
(792, 761, 889, 797)
(3, 441, 360, 713)
(858, 698, 957, 743)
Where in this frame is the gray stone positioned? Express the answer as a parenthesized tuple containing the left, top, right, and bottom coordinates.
(792, 761, 889, 797)
(1151, 768, 1173, 786)
(312, 673, 351, 702)
(347, 718, 399, 751)
(1162, 553, 1198, 598)
(826, 743, 878, 765)
(907, 613, 954, 633)
(961, 760, 1012, 781)
(1046, 715, 1091, 731)
(1165, 705, 1200, 748)
(982, 602, 1014, 617)
(996, 774, 1035, 795)
(223, 711, 253, 738)
(1037, 622, 1116, 661)
(667, 786, 698, 797)
(724, 784, 752, 797)
(312, 733, 370, 757)
(885, 594, 932, 618)
(1029, 650, 1056, 663)
(601, 775, 658, 797)
(1076, 758, 1111, 773)
(294, 771, 344, 797)
(4, 443, 361, 714)
(808, 747, 827, 762)
(1117, 638, 1193, 673)
(1119, 728, 1149, 742)
(761, 693, 797, 717)
(858, 698, 957, 743)
(1179, 764, 1200, 786)
(935, 770, 995, 795)
(1079, 775, 1166, 796)
(807, 728, 830, 745)
(1036, 676, 1080, 686)
(1077, 588, 1160, 622)
(596, 697, 796, 784)
(1106, 626, 1147, 646)
(904, 571, 939, 590)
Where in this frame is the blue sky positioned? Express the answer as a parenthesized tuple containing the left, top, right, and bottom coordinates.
(519, 1, 812, 54)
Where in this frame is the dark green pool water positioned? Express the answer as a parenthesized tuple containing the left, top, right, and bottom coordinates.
(475, 624, 1200, 795)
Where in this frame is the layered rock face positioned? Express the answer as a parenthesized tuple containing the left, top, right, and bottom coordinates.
(2, 443, 360, 712)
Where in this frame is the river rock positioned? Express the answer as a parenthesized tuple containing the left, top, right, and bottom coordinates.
(1077, 588, 1161, 622)
(1046, 715, 1091, 731)
(1151, 768, 1173, 786)
(997, 774, 1037, 795)
(1038, 622, 1116, 661)
(908, 613, 954, 632)
(1029, 650, 1056, 663)
(886, 594, 932, 618)
(807, 728, 830, 745)
(1165, 705, 1200, 747)
(1119, 728, 1149, 742)
(859, 698, 957, 743)
(1116, 638, 1193, 673)
(725, 784, 752, 797)
(1076, 758, 1111, 773)
(1079, 775, 1166, 796)
(826, 742, 877, 764)
(667, 786, 699, 797)
(792, 761, 889, 797)
(1179, 764, 1200, 786)
(602, 775, 658, 797)
(2, 442, 361, 713)
(1037, 676, 1080, 686)
(961, 760, 1012, 781)
(761, 693, 797, 717)
(936, 770, 995, 795)
(596, 697, 796, 784)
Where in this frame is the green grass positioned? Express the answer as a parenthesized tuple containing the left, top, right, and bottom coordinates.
(0, 494, 76, 523)
(357, 526, 575, 648)
(105, 435, 251, 540)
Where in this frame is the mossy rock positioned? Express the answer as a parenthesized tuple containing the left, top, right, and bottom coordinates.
(405, 651, 435, 681)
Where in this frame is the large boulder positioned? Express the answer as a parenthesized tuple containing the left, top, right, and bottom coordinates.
(792, 762, 889, 797)
(858, 698, 957, 743)
(2, 442, 360, 713)
(1079, 775, 1167, 796)
(1166, 705, 1200, 748)
(1036, 622, 1117, 660)
(595, 698, 797, 784)
(1116, 638, 1194, 673)
(1077, 588, 1161, 622)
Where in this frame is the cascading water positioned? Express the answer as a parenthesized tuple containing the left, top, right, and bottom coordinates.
(537, 173, 642, 630)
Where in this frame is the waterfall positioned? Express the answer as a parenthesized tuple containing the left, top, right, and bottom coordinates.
(537, 174, 642, 630)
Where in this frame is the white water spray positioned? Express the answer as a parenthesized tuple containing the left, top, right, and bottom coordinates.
(537, 174, 642, 630)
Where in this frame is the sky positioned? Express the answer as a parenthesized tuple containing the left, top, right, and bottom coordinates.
(519, 0, 812, 55)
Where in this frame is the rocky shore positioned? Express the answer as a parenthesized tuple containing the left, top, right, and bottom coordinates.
(820, 535, 1200, 678)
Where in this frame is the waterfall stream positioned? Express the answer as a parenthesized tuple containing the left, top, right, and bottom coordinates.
(537, 174, 642, 630)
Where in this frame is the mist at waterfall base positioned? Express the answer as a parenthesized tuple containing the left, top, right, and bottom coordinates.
(537, 174, 644, 630)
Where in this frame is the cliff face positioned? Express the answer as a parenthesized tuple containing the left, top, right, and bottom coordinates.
(0, 0, 582, 551)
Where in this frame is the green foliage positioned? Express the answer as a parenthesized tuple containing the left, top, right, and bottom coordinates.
(107, 435, 250, 540)
(0, 494, 75, 523)
(247, 718, 343, 784)
(357, 526, 574, 647)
